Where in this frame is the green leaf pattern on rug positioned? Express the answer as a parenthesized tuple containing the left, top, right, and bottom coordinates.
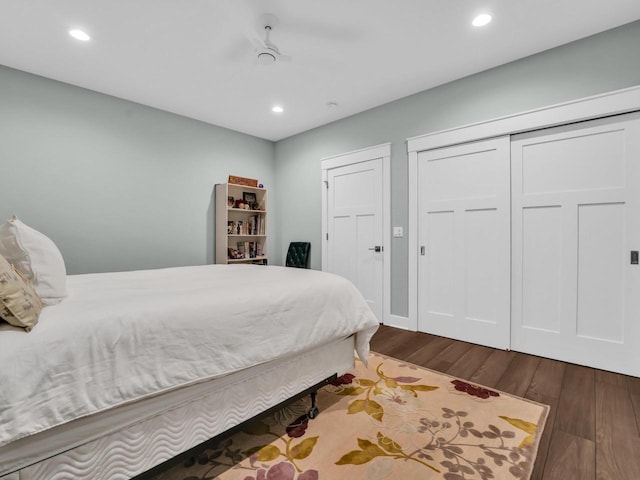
(347, 398, 384, 421)
(149, 355, 547, 480)
(334, 361, 438, 422)
(336, 438, 386, 465)
(289, 437, 319, 460)
(376, 432, 403, 454)
(499, 416, 538, 448)
(333, 361, 541, 479)
(239, 418, 321, 474)
(336, 433, 441, 473)
(255, 444, 281, 462)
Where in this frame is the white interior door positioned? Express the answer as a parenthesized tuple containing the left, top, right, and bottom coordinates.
(326, 158, 383, 322)
(417, 136, 511, 349)
(511, 113, 640, 376)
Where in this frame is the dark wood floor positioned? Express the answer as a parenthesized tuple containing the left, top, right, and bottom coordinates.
(370, 325, 640, 480)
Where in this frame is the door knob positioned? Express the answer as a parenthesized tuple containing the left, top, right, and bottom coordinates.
(368, 246, 382, 252)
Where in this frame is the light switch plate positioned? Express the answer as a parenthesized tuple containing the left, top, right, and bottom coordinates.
(393, 227, 403, 238)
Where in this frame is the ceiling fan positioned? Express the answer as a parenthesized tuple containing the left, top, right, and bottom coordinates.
(253, 20, 292, 65)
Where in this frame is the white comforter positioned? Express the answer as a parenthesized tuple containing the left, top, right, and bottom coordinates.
(0, 264, 379, 448)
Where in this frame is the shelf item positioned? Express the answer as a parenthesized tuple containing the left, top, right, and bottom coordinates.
(228, 175, 258, 187)
(215, 183, 267, 265)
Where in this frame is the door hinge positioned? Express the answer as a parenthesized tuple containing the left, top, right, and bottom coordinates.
(326, 233, 329, 240)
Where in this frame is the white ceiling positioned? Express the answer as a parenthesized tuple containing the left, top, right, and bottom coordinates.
(1, 1, 640, 141)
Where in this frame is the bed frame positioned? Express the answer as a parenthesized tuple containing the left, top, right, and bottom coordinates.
(0, 336, 355, 480)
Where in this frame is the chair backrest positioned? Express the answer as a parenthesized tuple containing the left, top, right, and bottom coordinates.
(285, 242, 311, 269)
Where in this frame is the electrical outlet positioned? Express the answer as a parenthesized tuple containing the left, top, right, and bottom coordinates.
(393, 227, 403, 238)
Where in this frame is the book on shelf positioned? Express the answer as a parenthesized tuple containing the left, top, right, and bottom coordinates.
(227, 216, 264, 236)
(226, 242, 263, 261)
(250, 214, 265, 235)
(233, 241, 262, 259)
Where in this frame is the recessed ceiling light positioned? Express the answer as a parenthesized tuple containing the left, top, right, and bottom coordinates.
(271, 105, 284, 113)
(69, 29, 91, 41)
(472, 14, 492, 27)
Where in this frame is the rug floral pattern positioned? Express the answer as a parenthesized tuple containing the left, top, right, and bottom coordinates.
(151, 352, 548, 480)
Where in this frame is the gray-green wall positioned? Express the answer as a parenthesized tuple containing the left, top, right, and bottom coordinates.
(274, 20, 640, 318)
(0, 66, 275, 274)
(2, 21, 640, 318)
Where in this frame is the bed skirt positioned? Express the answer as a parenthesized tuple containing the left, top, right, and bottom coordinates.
(0, 336, 356, 480)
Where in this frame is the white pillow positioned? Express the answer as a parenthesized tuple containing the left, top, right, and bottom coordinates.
(0, 217, 67, 305)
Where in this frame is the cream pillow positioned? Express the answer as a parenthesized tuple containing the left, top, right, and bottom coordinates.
(0, 217, 67, 305)
(0, 254, 43, 331)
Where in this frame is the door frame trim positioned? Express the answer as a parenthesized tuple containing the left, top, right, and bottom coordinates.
(408, 84, 640, 332)
(321, 143, 391, 325)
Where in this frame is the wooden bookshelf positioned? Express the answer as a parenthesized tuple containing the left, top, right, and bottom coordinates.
(215, 183, 267, 265)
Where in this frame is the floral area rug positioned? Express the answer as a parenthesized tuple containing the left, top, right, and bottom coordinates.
(150, 352, 548, 480)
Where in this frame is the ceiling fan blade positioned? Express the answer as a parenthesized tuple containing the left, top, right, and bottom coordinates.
(219, 35, 252, 63)
(249, 33, 264, 50)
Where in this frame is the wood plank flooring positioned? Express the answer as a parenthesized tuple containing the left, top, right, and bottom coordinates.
(370, 325, 640, 479)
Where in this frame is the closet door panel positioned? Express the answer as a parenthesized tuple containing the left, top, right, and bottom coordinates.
(465, 208, 501, 323)
(521, 206, 563, 333)
(576, 202, 625, 342)
(418, 136, 510, 349)
(511, 112, 640, 376)
(520, 128, 625, 193)
(426, 211, 455, 316)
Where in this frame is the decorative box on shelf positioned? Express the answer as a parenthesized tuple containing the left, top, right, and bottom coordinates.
(228, 175, 259, 187)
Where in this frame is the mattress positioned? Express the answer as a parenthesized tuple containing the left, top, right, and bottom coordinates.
(0, 336, 356, 479)
(0, 264, 379, 451)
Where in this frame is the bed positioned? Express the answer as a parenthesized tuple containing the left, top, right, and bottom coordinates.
(0, 263, 379, 480)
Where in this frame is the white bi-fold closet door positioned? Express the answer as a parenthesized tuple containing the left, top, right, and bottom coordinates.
(415, 111, 640, 375)
(511, 113, 640, 376)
